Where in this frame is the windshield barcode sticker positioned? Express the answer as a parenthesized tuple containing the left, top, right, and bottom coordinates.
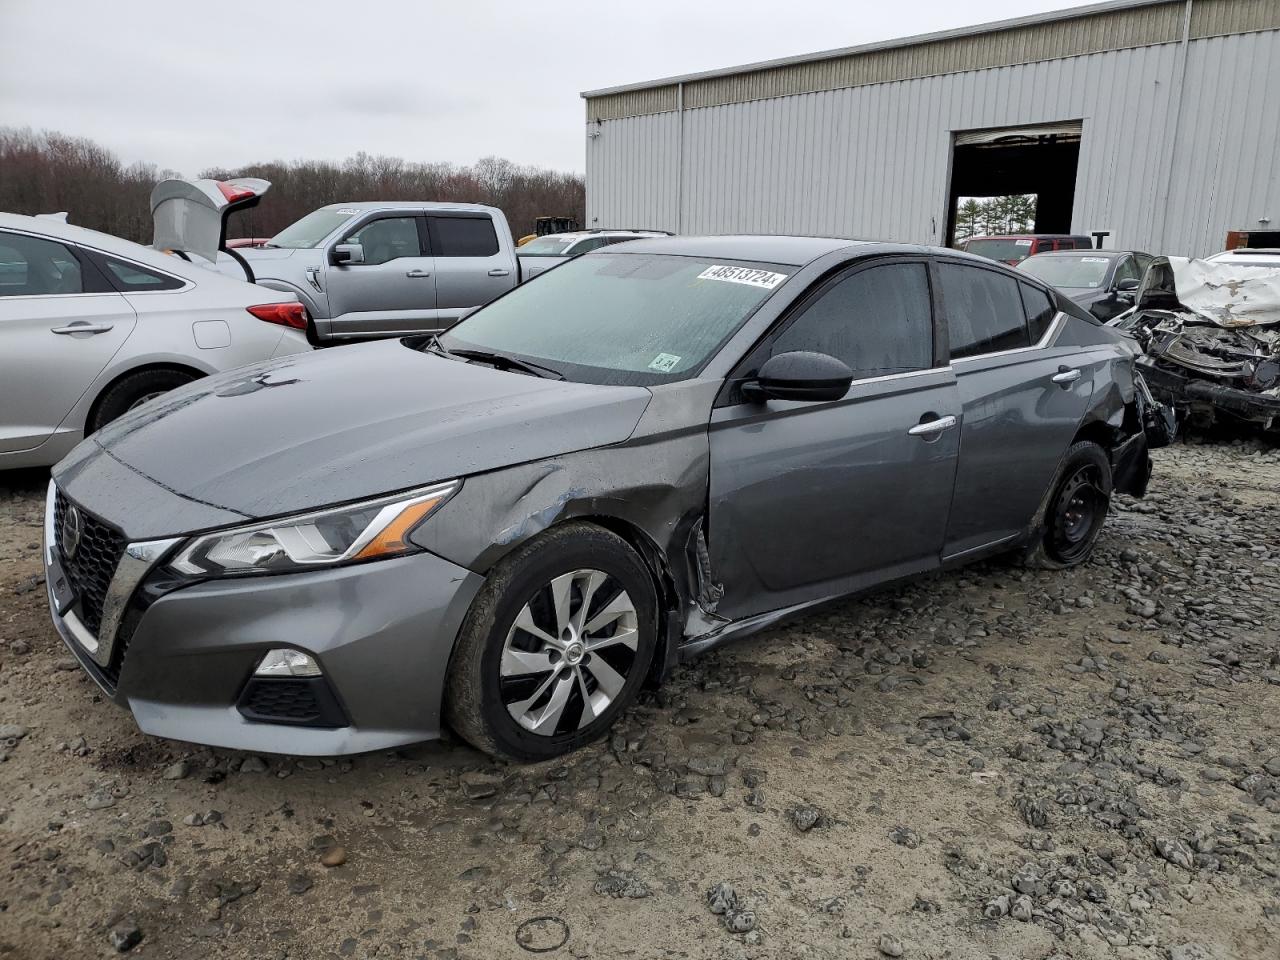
(697, 265, 787, 290)
(649, 353, 682, 372)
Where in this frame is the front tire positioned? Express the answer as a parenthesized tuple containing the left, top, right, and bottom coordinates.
(1023, 440, 1113, 569)
(444, 522, 659, 762)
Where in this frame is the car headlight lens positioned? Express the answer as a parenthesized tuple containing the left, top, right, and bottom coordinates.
(169, 481, 458, 578)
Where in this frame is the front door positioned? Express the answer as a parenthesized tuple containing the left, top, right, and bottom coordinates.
(0, 231, 136, 452)
(935, 261, 1095, 558)
(708, 260, 961, 620)
(324, 214, 436, 338)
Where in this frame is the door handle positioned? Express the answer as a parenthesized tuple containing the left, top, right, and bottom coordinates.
(1052, 367, 1082, 385)
(405, 269, 431, 278)
(907, 414, 958, 438)
(487, 269, 510, 277)
(51, 323, 114, 335)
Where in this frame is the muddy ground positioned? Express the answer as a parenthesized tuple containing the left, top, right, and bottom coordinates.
(1, 440, 1278, 960)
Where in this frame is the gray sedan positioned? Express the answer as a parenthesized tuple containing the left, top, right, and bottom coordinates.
(45, 236, 1158, 761)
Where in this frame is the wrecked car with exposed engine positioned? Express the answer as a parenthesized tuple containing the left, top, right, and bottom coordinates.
(45, 236, 1162, 762)
(1111, 256, 1280, 433)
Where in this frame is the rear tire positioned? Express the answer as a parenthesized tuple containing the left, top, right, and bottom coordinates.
(1023, 440, 1112, 569)
(444, 522, 658, 762)
(89, 369, 197, 433)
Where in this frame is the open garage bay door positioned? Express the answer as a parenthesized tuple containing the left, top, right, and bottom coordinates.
(947, 121, 1083, 247)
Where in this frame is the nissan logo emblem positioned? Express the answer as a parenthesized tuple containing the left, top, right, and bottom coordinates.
(62, 505, 84, 561)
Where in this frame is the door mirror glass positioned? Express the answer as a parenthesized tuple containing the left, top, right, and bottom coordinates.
(331, 243, 365, 266)
(1115, 277, 1140, 296)
(744, 351, 853, 403)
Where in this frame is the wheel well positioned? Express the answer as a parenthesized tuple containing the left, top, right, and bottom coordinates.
(1071, 419, 1118, 452)
(87, 363, 207, 431)
(573, 514, 683, 686)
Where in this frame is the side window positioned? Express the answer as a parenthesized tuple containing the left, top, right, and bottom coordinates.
(99, 256, 184, 292)
(345, 217, 422, 265)
(432, 216, 500, 257)
(0, 233, 83, 296)
(1112, 256, 1141, 286)
(1019, 282, 1057, 342)
(938, 263, 1030, 358)
(771, 262, 934, 378)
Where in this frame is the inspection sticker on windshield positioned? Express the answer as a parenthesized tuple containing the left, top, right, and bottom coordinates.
(648, 353, 682, 372)
(696, 265, 787, 290)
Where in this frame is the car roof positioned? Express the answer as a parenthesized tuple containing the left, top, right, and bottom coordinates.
(538, 230, 669, 241)
(1027, 249, 1131, 259)
(318, 201, 501, 214)
(603, 234, 884, 266)
(0, 212, 206, 274)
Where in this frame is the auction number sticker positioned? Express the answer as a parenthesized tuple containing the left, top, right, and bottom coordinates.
(1082, 257, 1108, 262)
(697, 265, 787, 290)
(1015, 239, 1034, 246)
(649, 353, 682, 372)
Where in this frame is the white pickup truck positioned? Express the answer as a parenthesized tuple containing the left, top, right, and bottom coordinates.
(152, 180, 521, 344)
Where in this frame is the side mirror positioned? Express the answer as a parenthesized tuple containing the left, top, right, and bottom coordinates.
(331, 242, 364, 265)
(1115, 277, 1140, 300)
(742, 351, 853, 404)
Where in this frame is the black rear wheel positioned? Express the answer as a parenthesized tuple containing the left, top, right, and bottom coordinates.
(89, 369, 197, 433)
(1024, 440, 1112, 569)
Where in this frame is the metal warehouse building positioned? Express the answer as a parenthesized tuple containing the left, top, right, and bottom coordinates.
(580, 0, 1280, 256)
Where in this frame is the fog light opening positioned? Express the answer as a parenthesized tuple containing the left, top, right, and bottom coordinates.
(255, 648, 322, 678)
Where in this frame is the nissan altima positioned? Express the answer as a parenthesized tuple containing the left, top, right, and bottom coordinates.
(45, 236, 1160, 761)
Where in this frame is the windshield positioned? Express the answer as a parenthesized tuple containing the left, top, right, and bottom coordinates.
(965, 238, 1034, 263)
(520, 236, 578, 257)
(1018, 255, 1111, 289)
(439, 254, 792, 386)
(267, 208, 357, 249)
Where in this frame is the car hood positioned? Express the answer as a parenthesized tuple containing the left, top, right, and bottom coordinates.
(1066, 288, 1107, 305)
(63, 341, 652, 529)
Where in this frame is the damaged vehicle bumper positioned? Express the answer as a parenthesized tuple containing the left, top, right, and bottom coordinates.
(1137, 354, 1280, 431)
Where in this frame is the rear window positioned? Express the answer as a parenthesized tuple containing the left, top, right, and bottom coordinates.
(964, 238, 1034, 264)
(432, 216, 500, 257)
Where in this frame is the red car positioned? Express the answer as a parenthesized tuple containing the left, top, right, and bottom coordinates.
(226, 237, 271, 249)
(963, 234, 1094, 265)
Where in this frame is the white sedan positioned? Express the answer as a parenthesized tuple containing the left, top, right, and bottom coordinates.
(0, 213, 311, 469)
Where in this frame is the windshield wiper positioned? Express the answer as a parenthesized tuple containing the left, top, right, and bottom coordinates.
(450, 348, 565, 380)
(422, 333, 456, 359)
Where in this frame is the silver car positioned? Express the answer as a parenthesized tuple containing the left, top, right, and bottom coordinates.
(0, 213, 311, 469)
(45, 236, 1161, 761)
(518, 229, 672, 279)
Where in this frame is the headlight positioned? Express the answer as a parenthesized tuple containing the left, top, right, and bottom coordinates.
(169, 481, 458, 578)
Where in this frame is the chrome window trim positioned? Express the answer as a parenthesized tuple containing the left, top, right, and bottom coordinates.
(951, 310, 1067, 365)
(847, 365, 954, 387)
(0, 226, 194, 294)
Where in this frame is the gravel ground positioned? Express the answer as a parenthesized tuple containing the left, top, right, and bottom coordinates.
(1, 440, 1278, 960)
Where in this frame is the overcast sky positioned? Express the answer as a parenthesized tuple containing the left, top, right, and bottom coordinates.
(0, 0, 1100, 177)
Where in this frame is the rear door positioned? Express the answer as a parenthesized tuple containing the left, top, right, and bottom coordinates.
(324, 213, 437, 338)
(708, 258, 960, 619)
(938, 262, 1094, 559)
(428, 214, 512, 325)
(0, 231, 136, 452)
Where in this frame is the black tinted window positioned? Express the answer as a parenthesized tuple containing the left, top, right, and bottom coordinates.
(939, 263, 1029, 358)
(433, 216, 500, 257)
(1019, 282, 1056, 342)
(0, 233, 82, 296)
(101, 257, 184, 291)
(773, 262, 933, 377)
(346, 216, 422, 265)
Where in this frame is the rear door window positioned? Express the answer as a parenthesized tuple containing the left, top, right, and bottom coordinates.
(1019, 282, 1057, 342)
(432, 216, 500, 257)
(771, 262, 934, 377)
(97, 255, 185, 291)
(939, 262, 1030, 358)
(0, 233, 83, 296)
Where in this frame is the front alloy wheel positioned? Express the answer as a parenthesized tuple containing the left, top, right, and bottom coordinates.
(445, 522, 658, 761)
(500, 569, 639, 736)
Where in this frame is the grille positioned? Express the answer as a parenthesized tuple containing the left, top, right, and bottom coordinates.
(54, 491, 127, 638)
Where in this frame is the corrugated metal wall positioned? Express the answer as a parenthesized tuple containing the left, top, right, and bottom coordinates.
(584, 29, 1280, 257)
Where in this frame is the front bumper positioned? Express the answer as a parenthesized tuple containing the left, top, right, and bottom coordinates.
(44, 484, 484, 755)
(1137, 356, 1280, 430)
